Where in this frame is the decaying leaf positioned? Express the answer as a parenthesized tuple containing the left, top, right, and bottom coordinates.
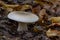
(49, 0, 59, 4)
(33, 26, 40, 32)
(48, 23, 60, 27)
(34, 0, 59, 5)
(4, 4, 19, 8)
(32, 4, 41, 14)
(34, 0, 53, 7)
(39, 9, 47, 20)
(13, 5, 22, 11)
(21, 4, 31, 11)
(33, 26, 43, 32)
(48, 17, 60, 23)
(0, 1, 19, 8)
(46, 29, 60, 37)
(38, 9, 48, 24)
(34, 0, 45, 6)
(6, 8, 13, 12)
(0, 1, 5, 5)
(0, 1, 31, 11)
(56, 7, 60, 16)
(0, 1, 22, 11)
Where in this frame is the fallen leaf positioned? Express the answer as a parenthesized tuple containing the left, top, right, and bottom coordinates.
(38, 9, 48, 24)
(48, 17, 60, 23)
(46, 29, 60, 37)
(32, 5, 41, 14)
(13, 5, 22, 11)
(21, 4, 31, 11)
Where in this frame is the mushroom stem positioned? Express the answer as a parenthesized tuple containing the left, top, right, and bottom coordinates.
(17, 23, 28, 32)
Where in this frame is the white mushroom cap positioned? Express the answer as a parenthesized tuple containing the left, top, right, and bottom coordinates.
(8, 11, 39, 23)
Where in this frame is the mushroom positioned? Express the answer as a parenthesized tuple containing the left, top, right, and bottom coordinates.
(8, 11, 39, 32)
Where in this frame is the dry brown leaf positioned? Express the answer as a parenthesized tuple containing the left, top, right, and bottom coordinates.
(32, 5, 41, 14)
(4, 4, 19, 8)
(21, 4, 31, 11)
(46, 29, 60, 37)
(0, 1, 21, 11)
(49, 0, 59, 4)
(34, 0, 44, 6)
(6, 8, 13, 12)
(33, 26, 43, 32)
(33, 27, 40, 32)
(0, 1, 5, 5)
(32, 7, 38, 14)
(13, 5, 22, 11)
(39, 9, 46, 20)
(48, 17, 60, 23)
(0, 1, 19, 8)
(47, 23, 60, 28)
(38, 9, 48, 23)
